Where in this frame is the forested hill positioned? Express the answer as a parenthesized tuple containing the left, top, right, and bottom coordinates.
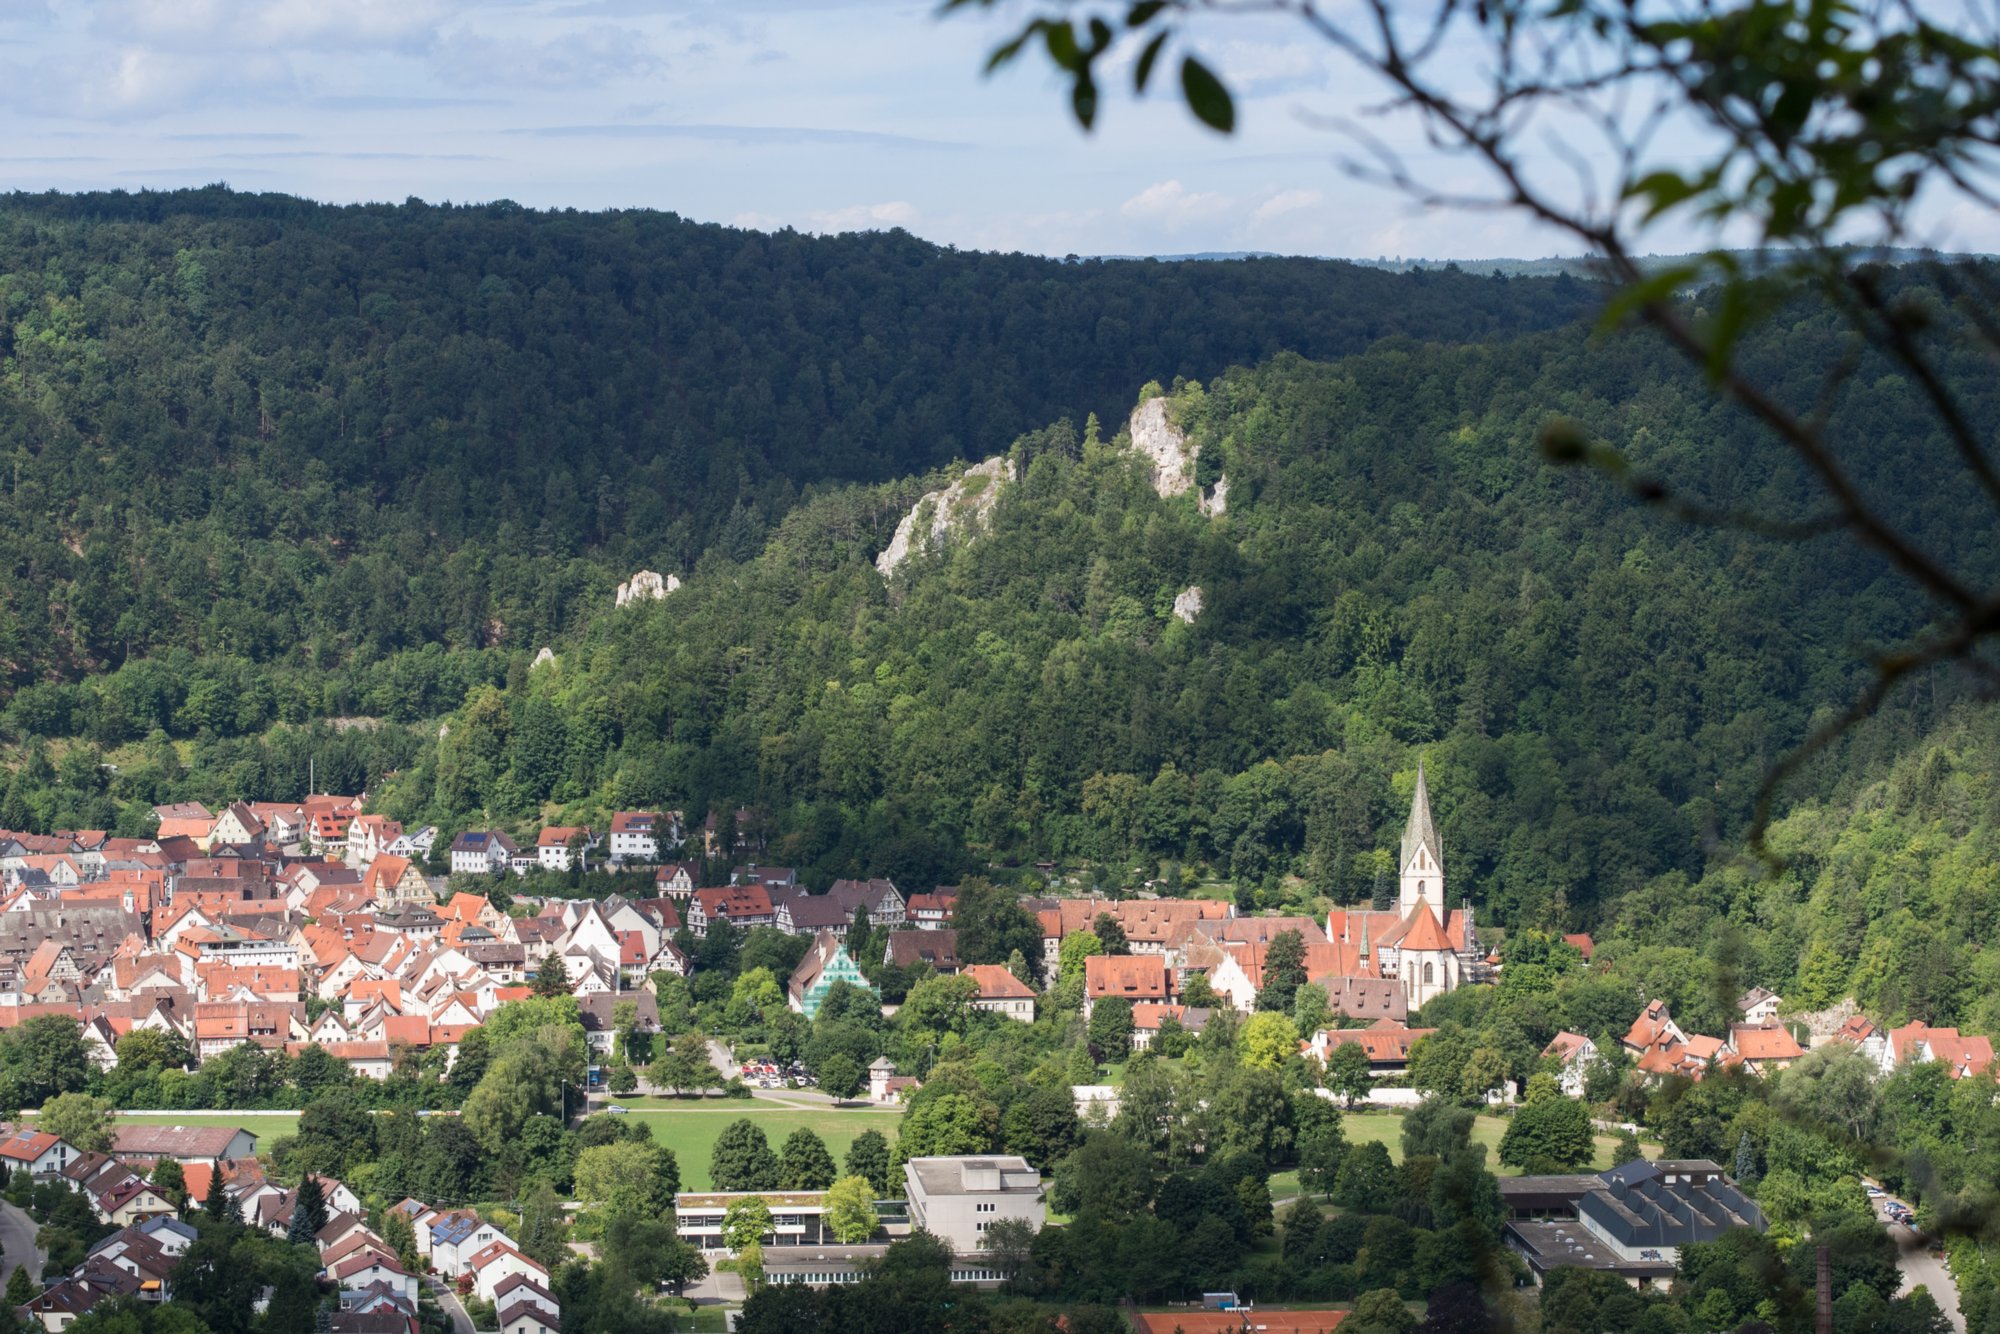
(0, 186, 1592, 686)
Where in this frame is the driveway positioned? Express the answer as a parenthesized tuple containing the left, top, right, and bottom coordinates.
(430, 1277, 477, 1334)
(0, 1201, 45, 1285)
(1876, 1199, 1964, 1333)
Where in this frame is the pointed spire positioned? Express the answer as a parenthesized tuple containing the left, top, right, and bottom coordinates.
(1358, 912, 1371, 970)
(1400, 757, 1442, 872)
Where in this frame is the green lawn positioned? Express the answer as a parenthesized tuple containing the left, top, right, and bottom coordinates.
(613, 1098, 901, 1191)
(1337, 1110, 1653, 1175)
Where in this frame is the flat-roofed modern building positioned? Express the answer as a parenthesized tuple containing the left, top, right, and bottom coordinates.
(902, 1155, 1044, 1254)
(674, 1192, 838, 1249)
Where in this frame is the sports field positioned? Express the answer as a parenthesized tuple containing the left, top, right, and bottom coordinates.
(611, 1097, 901, 1191)
(1339, 1110, 1649, 1172)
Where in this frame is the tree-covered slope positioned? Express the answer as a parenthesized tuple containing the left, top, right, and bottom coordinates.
(354, 295, 1995, 923)
(0, 187, 1591, 686)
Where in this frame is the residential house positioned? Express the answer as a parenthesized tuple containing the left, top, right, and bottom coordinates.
(686, 885, 775, 937)
(824, 878, 906, 927)
(1885, 1022, 1995, 1078)
(607, 812, 668, 864)
(346, 816, 404, 868)
(209, 803, 266, 848)
(787, 931, 878, 1019)
(1081, 954, 1172, 1019)
(1738, 988, 1782, 1025)
(362, 855, 430, 910)
(962, 965, 1034, 1022)
(536, 828, 597, 873)
(0, 1128, 75, 1178)
(1542, 1031, 1600, 1097)
(729, 865, 797, 894)
(1830, 1014, 1888, 1068)
(467, 1241, 549, 1305)
(450, 832, 519, 877)
(653, 863, 697, 901)
(384, 827, 437, 858)
(883, 930, 960, 973)
(328, 1250, 418, 1306)
(430, 1211, 509, 1277)
(905, 891, 956, 930)
(576, 992, 660, 1060)
(152, 803, 216, 844)
(1304, 1019, 1437, 1076)
(1129, 1003, 1213, 1052)
(1729, 1023, 1805, 1074)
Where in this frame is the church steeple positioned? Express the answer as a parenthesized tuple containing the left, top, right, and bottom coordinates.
(1398, 759, 1444, 913)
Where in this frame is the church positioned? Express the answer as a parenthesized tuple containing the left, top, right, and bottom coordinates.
(1323, 762, 1484, 1012)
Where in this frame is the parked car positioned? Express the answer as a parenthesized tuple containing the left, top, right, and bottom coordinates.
(1865, 1186, 1884, 1198)
(606, 1104, 628, 1115)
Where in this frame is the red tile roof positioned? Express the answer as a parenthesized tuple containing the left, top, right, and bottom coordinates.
(963, 964, 1034, 1001)
(1083, 954, 1172, 1002)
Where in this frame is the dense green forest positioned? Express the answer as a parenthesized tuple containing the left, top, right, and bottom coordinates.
(5, 192, 2000, 981)
(0, 186, 1589, 685)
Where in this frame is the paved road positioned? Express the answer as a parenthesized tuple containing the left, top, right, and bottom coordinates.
(1877, 1199, 1965, 1333)
(0, 1201, 45, 1286)
(429, 1277, 476, 1334)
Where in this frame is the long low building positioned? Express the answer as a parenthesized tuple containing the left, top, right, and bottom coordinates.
(1501, 1158, 1765, 1287)
(111, 1123, 258, 1164)
(675, 1192, 843, 1249)
(761, 1244, 1014, 1290)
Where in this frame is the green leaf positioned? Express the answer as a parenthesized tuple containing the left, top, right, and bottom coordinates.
(1127, 0, 1167, 26)
(1180, 56, 1235, 132)
(1134, 31, 1169, 91)
(1073, 70, 1100, 130)
(984, 26, 1038, 74)
(1044, 20, 1082, 70)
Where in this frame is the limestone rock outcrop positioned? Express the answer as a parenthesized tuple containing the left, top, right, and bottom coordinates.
(1127, 395, 1225, 514)
(616, 570, 681, 606)
(1172, 585, 1206, 623)
(875, 455, 1016, 577)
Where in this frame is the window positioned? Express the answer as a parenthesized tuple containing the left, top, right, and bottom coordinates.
(1424, 962, 1434, 984)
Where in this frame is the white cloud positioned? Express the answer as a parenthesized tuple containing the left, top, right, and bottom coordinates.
(0, 45, 296, 117)
(1120, 179, 1235, 229)
(86, 0, 450, 53)
(1209, 38, 1330, 99)
(1251, 187, 1323, 221)
(433, 23, 664, 90)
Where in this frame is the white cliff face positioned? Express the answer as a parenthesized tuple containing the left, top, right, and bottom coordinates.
(874, 455, 1016, 577)
(616, 570, 681, 606)
(1129, 396, 1196, 497)
(532, 647, 556, 670)
(1128, 395, 1226, 513)
(1172, 585, 1206, 623)
(1199, 473, 1228, 517)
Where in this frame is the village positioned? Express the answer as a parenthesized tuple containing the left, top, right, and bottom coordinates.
(0, 768, 1984, 1331)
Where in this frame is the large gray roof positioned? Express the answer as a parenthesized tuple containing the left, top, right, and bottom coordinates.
(1579, 1160, 1765, 1249)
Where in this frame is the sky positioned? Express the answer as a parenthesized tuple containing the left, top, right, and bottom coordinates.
(0, 0, 1989, 261)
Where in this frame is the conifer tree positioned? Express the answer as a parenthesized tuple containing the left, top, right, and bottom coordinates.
(288, 1175, 329, 1246)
